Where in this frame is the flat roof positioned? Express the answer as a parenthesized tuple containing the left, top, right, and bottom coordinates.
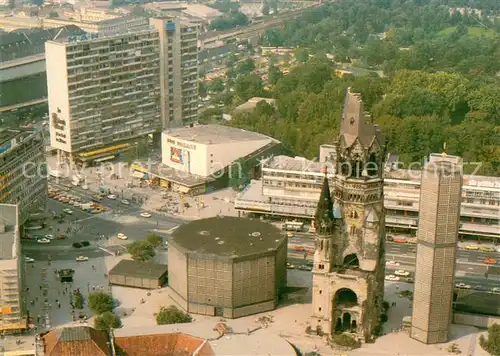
(171, 216, 285, 257)
(0, 204, 18, 260)
(163, 124, 277, 146)
(109, 259, 168, 279)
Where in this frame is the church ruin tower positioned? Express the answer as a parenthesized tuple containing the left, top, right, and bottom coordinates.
(312, 88, 386, 342)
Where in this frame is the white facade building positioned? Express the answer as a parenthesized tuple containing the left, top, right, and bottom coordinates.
(161, 125, 277, 178)
(235, 152, 500, 239)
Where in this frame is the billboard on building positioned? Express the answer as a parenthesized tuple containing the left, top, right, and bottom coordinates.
(171, 147, 184, 164)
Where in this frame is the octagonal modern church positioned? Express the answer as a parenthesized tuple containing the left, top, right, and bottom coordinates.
(168, 216, 287, 319)
(311, 88, 387, 342)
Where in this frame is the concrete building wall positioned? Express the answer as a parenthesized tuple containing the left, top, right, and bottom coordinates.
(187, 255, 233, 307)
(168, 245, 188, 300)
(411, 155, 462, 344)
(454, 312, 500, 328)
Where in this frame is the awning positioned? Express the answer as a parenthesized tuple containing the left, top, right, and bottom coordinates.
(178, 186, 190, 193)
(133, 171, 146, 179)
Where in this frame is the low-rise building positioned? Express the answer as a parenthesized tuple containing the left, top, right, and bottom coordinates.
(109, 260, 168, 289)
(0, 128, 47, 224)
(168, 216, 287, 318)
(130, 125, 282, 195)
(0, 204, 24, 332)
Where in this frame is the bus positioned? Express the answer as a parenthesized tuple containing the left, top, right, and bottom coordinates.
(283, 221, 304, 232)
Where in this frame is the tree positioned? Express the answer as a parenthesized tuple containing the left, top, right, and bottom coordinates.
(234, 74, 264, 102)
(88, 292, 114, 315)
(479, 323, 500, 356)
(127, 241, 155, 261)
(268, 66, 282, 85)
(156, 306, 192, 325)
(94, 312, 122, 331)
(146, 233, 163, 248)
(209, 77, 225, 93)
(236, 58, 256, 75)
(294, 48, 309, 63)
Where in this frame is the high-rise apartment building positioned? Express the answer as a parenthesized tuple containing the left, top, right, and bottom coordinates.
(45, 29, 162, 165)
(411, 153, 463, 344)
(0, 129, 47, 225)
(151, 17, 199, 127)
(0, 204, 24, 332)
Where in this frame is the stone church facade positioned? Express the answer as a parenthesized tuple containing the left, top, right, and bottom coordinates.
(312, 88, 386, 342)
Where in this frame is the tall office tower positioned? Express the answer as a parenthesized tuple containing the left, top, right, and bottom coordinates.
(411, 152, 463, 344)
(312, 88, 386, 342)
(45, 29, 161, 166)
(151, 17, 199, 128)
(0, 128, 47, 224)
(0, 204, 24, 332)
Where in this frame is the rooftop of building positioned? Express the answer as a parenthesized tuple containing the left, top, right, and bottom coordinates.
(385, 168, 500, 188)
(0, 204, 18, 260)
(0, 25, 85, 62)
(0, 128, 36, 149)
(113, 330, 214, 356)
(42, 325, 111, 356)
(163, 124, 277, 146)
(171, 216, 286, 257)
(47, 25, 157, 45)
(263, 155, 335, 175)
(109, 259, 168, 280)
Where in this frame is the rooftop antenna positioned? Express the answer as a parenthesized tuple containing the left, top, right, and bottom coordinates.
(441, 142, 447, 157)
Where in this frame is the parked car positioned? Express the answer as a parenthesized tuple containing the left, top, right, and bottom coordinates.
(81, 241, 90, 247)
(25, 257, 35, 263)
(455, 283, 471, 289)
(386, 260, 400, 266)
(479, 247, 495, 252)
(37, 238, 51, 244)
(117, 233, 128, 240)
(76, 256, 89, 262)
(483, 258, 497, 265)
(72, 242, 83, 248)
(385, 275, 400, 281)
(140, 212, 152, 218)
(464, 245, 479, 250)
(121, 199, 130, 205)
(63, 208, 73, 215)
(107, 194, 117, 200)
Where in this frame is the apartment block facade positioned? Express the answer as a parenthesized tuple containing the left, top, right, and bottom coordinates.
(151, 17, 199, 127)
(45, 29, 162, 159)
(0, 204, 24, 332)
(411, 153, 463, 344)
(0, 129, 47, 225)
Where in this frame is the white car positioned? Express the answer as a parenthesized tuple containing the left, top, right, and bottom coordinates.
(76, 256, 89, 262)
(107, 194, 117, 200)
(25, 257, 35, 263)
(121, 199, 130, 205)
(63, 208, 73, 215)
(386, 260, 400, 267)
(385, 275, 400, 281)
(140, 212, 152, 218)
(394, 270, 410, 277)
(117, 233, 128, 240)
(455, 283, 471, 289)
(82, 185, 89, 190)
(37, 238, 51, 244)
(45, 234, 55, 240)
(73, 202, 81, 208)
(491, 287, 500, 294)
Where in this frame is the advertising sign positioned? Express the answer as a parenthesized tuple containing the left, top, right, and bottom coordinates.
(171, 147, 183, 164)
